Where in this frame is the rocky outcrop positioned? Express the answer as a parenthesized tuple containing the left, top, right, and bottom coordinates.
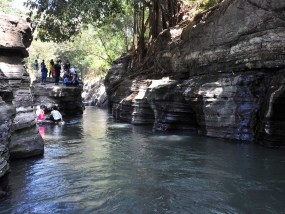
(31, 77, 84, 116)
(0, 69, 15, 197)
(0, 13, 44, 159)
(105, 0, 285, 147)
(82, 78, 108, 108)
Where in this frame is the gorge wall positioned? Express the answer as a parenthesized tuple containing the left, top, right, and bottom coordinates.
(105, 0, 285, 147)
(0, 13, 44, 195)
(82, 78, 108, 108)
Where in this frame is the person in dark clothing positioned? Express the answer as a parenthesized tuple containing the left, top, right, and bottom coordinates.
(71, 74, 79, 86)
(64, 60, 71, 71)
(41, 60, 45, 69)
(54, 60, 61, 85)
(41, 64, 48, 85)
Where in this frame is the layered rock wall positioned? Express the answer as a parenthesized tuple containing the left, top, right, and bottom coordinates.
(105, 0, 285, 147)
(30, 78, 84, 116)
(82, 78, 108, 108)
(0, 69, 15, 197)
(0, 13, 44, 159)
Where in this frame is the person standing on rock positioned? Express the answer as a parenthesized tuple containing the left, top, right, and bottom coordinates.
(41, 60, 45, 69)
(49, 59, 55, 77)
(54, 60, 61, 85)
(41, 64, 48, 85)
(34, 60, 39, 77)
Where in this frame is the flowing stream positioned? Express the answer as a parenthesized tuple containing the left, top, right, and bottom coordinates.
(0, 107, 285, 213)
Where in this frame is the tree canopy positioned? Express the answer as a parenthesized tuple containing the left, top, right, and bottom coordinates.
(24, 0, 123, 42)
(24, 0, 222, 79)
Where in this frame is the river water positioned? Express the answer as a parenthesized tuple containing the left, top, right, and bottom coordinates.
(0, 107, 285, 213)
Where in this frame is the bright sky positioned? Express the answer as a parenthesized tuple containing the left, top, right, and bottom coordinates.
(11, 0, 28, 12)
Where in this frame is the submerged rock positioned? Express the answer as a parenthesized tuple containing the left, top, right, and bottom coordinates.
(105, 0, 285, 147)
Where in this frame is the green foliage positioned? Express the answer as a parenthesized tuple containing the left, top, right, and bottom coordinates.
(26, 25, 126, 80)
(24, 0, 123, 42)
(0, 0, 25, 14)
(199, 0, 221, 9)
(184, 0, 222, 10)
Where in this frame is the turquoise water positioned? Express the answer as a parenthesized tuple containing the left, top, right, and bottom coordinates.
(0, 107, 285, 213)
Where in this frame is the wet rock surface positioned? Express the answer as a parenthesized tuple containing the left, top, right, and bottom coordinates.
(105, 0, 285, 147)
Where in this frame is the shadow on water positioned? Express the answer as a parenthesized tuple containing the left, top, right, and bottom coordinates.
(1, 107, 285, 213)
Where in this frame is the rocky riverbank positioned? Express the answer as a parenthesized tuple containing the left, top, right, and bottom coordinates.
(105, 0, 285, 147)
(0, 12, 44, 196)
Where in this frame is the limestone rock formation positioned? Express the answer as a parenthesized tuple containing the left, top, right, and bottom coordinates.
(0, 13, 44, 159)
(105, 0, 285, 147)
(82, 78, 108, 108)
(0, 69, 15, 197)
(31, 78, 84, 116)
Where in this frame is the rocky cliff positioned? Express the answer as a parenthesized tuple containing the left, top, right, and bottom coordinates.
(0, 12, 44, 196)
(105, 0, 285, 147)
(0, 69, 15, 197)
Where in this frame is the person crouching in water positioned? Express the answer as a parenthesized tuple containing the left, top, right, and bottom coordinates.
(49, 106, 63, 122)
(36, 106, 45, 121)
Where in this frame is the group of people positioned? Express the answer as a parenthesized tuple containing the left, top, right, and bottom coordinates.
(34, 59, 79, 86)
(36, 105, 63, 122)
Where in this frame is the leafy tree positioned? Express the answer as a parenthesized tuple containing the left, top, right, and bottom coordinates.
(24, 0, 222, 78)
(24, 0, 123, 42)
(0, 0, 12, 13)
(0, 0, 24, 14)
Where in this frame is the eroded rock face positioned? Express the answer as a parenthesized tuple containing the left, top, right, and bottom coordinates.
(0, 69, 15, 197)
(82, 78, 108, 108)
(0, 13, 44, 159)
(105, 0, 285, 147)
(0, 12, 33, 57)
(31, 78, 84, 116)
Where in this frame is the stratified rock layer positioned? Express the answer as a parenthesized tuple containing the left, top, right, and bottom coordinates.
(0, 13, 44, 159)
(0, 69, 15, 197)
(105, 0, 285, 147)
(31, 78, 84, 116)
(82, 78, 108, 108)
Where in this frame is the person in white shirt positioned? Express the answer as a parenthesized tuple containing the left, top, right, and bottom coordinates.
(49, 106, 63, 122)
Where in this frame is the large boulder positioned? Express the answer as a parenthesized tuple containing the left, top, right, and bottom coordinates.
(31, 78, 84, 116)
(0, 12, 33, 57)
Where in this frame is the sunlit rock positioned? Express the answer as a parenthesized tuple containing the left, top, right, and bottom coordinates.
(82, 78, 108, 108)
(105, 0, 285, 147)
(0, 13, 44, 159)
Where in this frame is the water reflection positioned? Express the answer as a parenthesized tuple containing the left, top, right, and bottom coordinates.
(0, 107, 285, 213)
